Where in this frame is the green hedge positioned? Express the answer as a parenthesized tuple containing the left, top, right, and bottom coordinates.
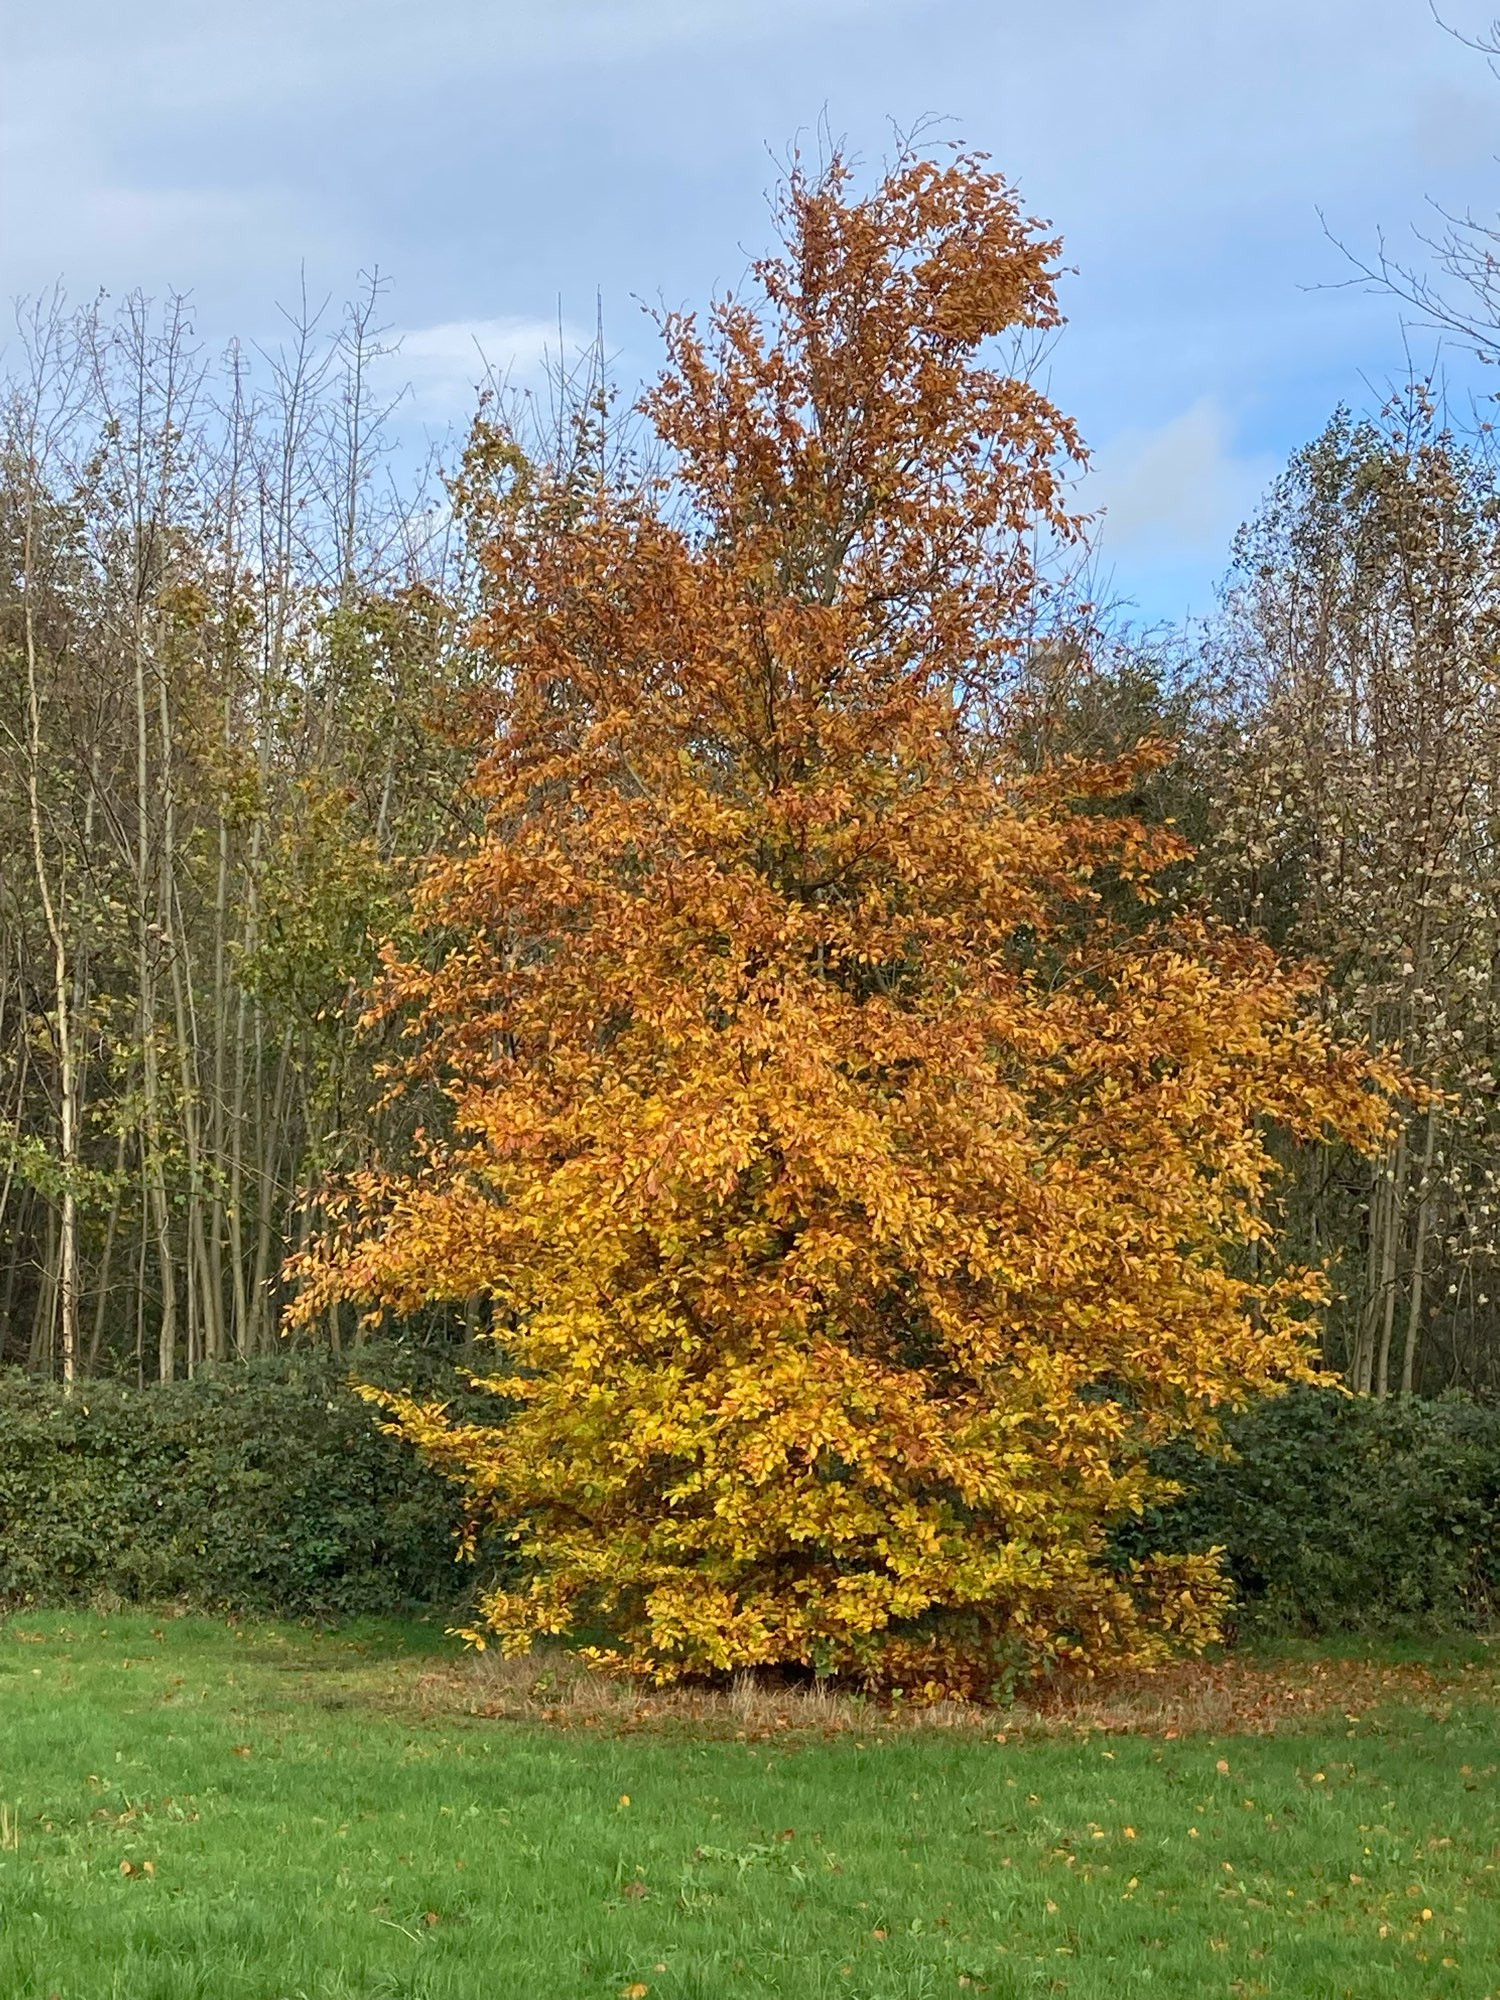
(1136, 1387, 1500, 1634)
(6, 1361, 1497, 1635)
(0, 1350, 503, 1617)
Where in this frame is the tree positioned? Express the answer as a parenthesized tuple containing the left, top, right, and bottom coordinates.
(1342, 9, 1500, 376)
(1198, 400, 1500, 1397)
(0, 286, 473, 1381)
(292, 150, 1397, 1694)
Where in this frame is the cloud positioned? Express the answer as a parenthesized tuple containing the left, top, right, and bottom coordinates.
(6, 0, 902, 120)
(378, 316, 589, 421)
(1082, 400, 1277, 561)
(0, 94, 350, 309)
(0, 0, 911, 308)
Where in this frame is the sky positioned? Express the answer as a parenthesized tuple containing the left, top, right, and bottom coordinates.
(5, 0, 1500, 623)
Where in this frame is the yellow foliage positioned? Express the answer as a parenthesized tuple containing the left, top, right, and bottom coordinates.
(289, 148, 1398, 1695)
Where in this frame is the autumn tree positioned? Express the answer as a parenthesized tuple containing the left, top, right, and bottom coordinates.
(293, 150, 1397, 1693)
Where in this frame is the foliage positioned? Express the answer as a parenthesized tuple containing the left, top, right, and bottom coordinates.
(0, 1349, 499, 1614)
(0, 289, 473, 1380)
(1195, 400, 1500, 1396)
(4, 1615, 1500, 1998)
(1136, 1386, 1500, 1634)
(295, 150, 1398, 1694)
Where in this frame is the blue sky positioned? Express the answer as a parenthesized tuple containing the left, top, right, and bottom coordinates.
(6, 0, 1500, 622)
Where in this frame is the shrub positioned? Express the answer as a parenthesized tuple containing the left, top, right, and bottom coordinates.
(1134, 1388, 1500, 1633)
(0, 1348, 502, 1616)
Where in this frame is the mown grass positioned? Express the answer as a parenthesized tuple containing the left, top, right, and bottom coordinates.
(0, 1614, 1497, 1998)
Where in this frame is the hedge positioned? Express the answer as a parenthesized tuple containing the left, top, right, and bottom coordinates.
(0, 1349, 503, 1617)
(3, 1363, 1497, 1635)
(1135, 1386, 1500, 1634)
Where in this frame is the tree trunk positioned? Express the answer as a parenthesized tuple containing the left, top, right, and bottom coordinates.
(1400, 1108, 1440, 1397)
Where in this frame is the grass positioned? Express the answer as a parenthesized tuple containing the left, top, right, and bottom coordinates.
(0, 1616, 1498, 1998)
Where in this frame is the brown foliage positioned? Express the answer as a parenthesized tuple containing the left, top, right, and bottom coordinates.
(292, 148, 1398, 1694)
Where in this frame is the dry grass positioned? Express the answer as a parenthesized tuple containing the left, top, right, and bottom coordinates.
(1021, 1647, 1500, 1737)
(405, 1644, 986, 1737)
(396, 1634, 1500, 1742)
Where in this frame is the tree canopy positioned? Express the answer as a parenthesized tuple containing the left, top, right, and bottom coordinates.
(263, 155, 1398, 1690)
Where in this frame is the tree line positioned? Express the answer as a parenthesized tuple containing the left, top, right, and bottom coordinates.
(0, 286, 475, 1379)
(4, 249, 1500, 1401)
(1048, 394, 1500, 1399)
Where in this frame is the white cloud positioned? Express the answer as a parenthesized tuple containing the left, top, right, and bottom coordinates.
(0, 105, 330, 294)
(380, 317, 587, 420)
(6, 0, 901, 119)
(1082, 400, 1277, 560)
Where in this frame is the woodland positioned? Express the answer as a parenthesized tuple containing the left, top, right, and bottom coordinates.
(5, 222, 1498, 1399)
(5, 128, 1500, 1690)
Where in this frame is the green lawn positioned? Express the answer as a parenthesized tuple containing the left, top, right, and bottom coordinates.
(0, 1615, 1496, 1999)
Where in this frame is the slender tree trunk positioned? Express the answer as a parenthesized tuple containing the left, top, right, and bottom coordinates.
(250, 1025, 294, 1353)
(1374, 1129, 1409, 1401)
(86, 1125, 130, 1374)
(1401, 1108, 1440, 1397)
(134, 620, 177, 1382)
(28, 1205, 58, 1373)
(1352, 1166, 1382, 1395)
(21, 506, 78, 1389)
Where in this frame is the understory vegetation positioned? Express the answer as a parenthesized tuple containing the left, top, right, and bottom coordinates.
(0, 1348, 500, 1616)
(1, 1368, 1496, 1646)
